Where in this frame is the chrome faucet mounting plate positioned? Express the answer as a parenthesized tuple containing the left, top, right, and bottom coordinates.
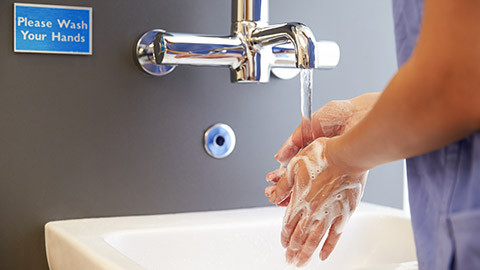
(135, 0, 340, 83)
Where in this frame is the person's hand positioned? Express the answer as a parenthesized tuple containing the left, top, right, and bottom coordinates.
(265, 100, 354, 200)
(265, 93, 378, 200)
(270, 138, 367, 266)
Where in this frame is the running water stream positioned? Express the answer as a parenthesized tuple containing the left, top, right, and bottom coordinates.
(300, 69, 313, 147)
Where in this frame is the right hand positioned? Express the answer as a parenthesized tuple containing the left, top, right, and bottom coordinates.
(269, 138, 368, 266)
(265, 93, 379, 202)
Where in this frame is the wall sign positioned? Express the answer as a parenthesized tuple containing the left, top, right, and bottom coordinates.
(14, 3, 92, 55)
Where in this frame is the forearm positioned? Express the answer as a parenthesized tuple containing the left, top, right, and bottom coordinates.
(329, 57, 480, 173)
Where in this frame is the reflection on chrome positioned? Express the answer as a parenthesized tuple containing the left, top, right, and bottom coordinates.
(136, 0, 340, 83)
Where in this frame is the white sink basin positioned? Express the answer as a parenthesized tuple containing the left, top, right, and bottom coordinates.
(45, 203, 417, 270)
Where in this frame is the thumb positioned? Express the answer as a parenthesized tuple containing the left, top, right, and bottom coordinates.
(269, 169, 295, 205)
(275, 125, 303, 166)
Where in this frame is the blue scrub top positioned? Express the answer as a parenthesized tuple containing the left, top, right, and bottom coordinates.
(393, 1, 480, 269)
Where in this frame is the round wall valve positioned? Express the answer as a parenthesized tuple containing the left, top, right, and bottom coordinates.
(136, 30, 176, 76)
(204, 123, 236, 159)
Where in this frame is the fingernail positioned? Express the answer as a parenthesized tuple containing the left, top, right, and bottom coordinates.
(296, 259, 307, 268)
(286, 256, 293, 264)
(320, 251, 327, 261)
(285, 250, 295, 264)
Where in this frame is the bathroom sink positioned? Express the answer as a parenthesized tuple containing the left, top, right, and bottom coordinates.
(45, 203, 417, 270)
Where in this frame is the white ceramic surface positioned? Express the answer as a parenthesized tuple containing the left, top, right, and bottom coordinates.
(45, 203, 417, 270)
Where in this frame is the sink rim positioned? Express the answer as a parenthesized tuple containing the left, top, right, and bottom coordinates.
(45, 203, 411, 270)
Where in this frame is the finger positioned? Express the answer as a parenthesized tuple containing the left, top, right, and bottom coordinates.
(269, 172, 293, 205)
(271, 159, 312, 205)
(285, 217, 313, 263)
(285, 247, 297, 264)
(320, 216, 344, 261)
(310, 101, 353, 138)
(295, 220, 328, 267)
(311, 109, 336, 139)
(266, 167, 286, 183)
(281, 208, 303, 248)
(265, 183, 290, 206)
(287, 217, 313, 251)
(310, 110, 326, 138)
(271, 161, 309, 205)
(264, 184, 276, 197)
(274, 126, 303, 166)
(277, 195, 290, 207)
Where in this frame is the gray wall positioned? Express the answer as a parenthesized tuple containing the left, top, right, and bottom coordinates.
(0, 0, 400, 269)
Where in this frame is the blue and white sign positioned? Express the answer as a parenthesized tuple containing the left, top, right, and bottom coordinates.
(14, 3, 92, 55)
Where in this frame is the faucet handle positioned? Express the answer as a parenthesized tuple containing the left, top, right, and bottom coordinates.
(315, 41, 340, 69)
(271, 41, 340, 80)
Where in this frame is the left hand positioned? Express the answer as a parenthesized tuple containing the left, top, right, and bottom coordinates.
(269, 138, 368, 267)
(265, 95, 379, 202)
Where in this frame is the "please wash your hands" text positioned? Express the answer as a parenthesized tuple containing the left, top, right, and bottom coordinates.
(17, 17, 88, 42)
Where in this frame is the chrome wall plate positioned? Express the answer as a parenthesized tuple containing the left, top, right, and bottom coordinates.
(136, 30, 176, 76)
(204, 123, 236, 159)
(271, 68, 301, 80)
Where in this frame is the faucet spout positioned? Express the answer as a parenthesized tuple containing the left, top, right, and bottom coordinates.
(135, 0, 340, 82)
(252, 22, 318, 69)
(153, 31, 245, 68)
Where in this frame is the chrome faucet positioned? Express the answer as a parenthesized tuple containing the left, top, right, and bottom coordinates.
(136, 0, 340, 83)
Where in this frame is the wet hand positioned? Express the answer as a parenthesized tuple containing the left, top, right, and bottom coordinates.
(265, 94, 378, 203)
(270, 138, 367, 267)
(274, 100, 355, 166)
(265, 100, 355, 202)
